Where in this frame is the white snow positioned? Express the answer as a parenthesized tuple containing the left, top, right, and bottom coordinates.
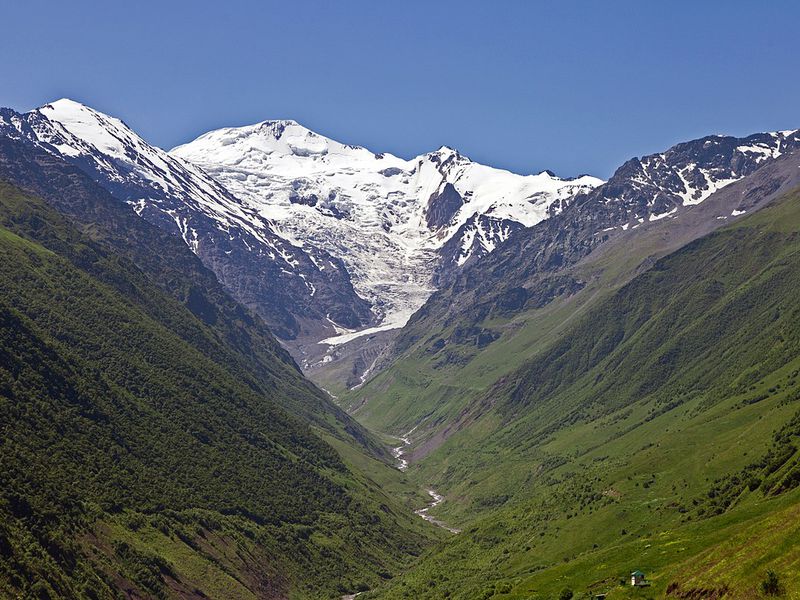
(671, 161, 740, 208)
(172, 121, 602, 343)
(25, 100, 298, 264)
(736, 143, 780, 163)
(320, 304, 421, 345)
(23, 98, 798, 349)
(651, 132, 800, 212)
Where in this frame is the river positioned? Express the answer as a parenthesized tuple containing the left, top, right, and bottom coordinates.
(391, 427, 461, 534)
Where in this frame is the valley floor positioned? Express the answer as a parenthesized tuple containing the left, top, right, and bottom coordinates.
(334, 190, 800, 599)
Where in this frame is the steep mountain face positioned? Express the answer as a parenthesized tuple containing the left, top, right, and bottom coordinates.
(435, 213, 525, 283)
(4, 101, 372, 340)
(0, 149, 431, 597)
(171, 121, 602, 347)
(391, 129, 800, 356)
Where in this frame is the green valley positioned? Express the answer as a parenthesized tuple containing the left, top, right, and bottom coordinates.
(3, 25, 800, 598)
(0, 179, 435, 599)
(349, 187, 800, 599)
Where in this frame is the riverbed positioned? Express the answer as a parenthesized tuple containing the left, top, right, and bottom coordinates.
(391, 427, 460, 534)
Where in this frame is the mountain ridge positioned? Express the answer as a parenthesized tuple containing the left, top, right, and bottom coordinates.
(4, 98, 605, 378)
(388, 128, 800, 359)
(4, 94, 800, 598)
(171, 113, 603, 349)
(7, 100, 374, 341)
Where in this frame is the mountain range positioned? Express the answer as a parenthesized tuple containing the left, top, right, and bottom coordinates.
(3, 96, 800, 599)
(8, 99, 799, 388)
(4, 99, 601, 372)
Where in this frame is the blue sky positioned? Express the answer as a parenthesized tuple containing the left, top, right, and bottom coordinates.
(1, 1, 798, 177)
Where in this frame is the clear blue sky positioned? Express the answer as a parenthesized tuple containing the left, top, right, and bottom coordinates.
(1, 1, 798, 178)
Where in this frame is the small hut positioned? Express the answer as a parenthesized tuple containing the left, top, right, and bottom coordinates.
(631, 570, 647, 586)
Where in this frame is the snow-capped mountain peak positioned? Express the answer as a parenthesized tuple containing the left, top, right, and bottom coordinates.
(172, 120, 604, 345)
(173, 118, 382, 169)
(29, 98, 240, 216)
(9, 99, 603, 355)
(14, 101, 374, 341)
(38, 98, 136, 159)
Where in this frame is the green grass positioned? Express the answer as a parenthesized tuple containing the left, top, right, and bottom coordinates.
(0, 181, 430, 598)
(6, 145, 800, 598)
(351, 188, 800, 598)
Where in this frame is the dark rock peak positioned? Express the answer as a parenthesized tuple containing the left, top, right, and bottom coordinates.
(391, 127, 800, 366)
(379, 167, 404, 177)
(257, 120, 298, 139)
(584, 130, 800, 222)
(426, 182, 464, 229)
(434, 213, 526, 286)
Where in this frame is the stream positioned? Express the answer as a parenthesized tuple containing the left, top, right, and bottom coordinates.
(391, 427, 461, 534)
(340, 428, 460, 599)
(390, 425, 417, 471)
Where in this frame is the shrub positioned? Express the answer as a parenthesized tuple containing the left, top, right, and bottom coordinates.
(760, 570, 782, 596)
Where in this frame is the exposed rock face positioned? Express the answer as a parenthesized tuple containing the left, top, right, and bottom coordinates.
(586, 131, 800, 227)
(3, 101, 373, 341)
(501, 130, 800, 277)
(0, 109, 298, 367)
(436, 213, 525, 284)
(426, 182, 464, 229)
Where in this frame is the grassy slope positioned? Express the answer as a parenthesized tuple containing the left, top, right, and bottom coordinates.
(363, 189, 800, 598)
(0, 132, 385, 456)
(0, 182, 432, 599)
(343, 150, 800, 447)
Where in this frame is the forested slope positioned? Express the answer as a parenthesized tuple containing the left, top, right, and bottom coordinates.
(0, 180, 430, 598)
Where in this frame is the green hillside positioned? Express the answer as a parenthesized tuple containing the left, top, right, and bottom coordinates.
(344, 150, 800, 450)
(5, 119, 800, 599)
(0, 133, 381, 454)
(0, 181, 433, 599)
(363, 188, 800, 598)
